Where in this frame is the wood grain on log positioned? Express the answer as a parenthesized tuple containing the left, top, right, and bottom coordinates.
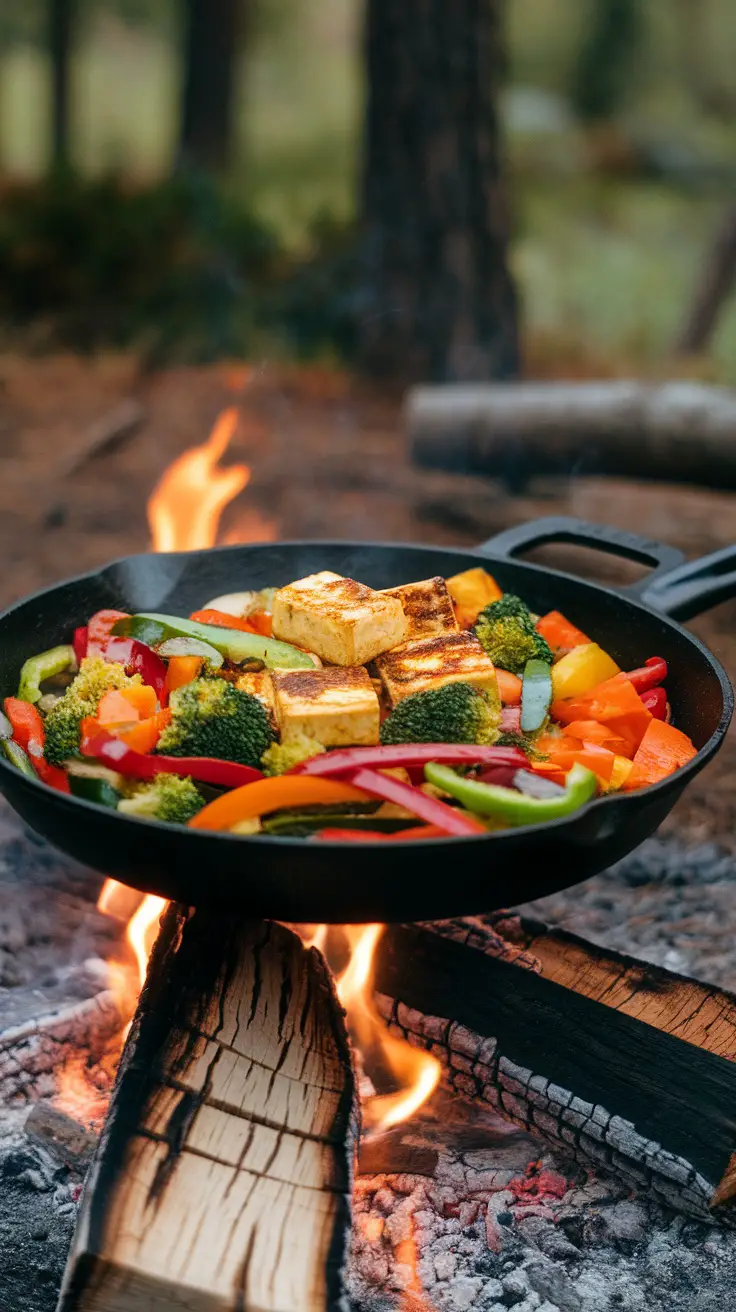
(373, 916, 736, 1221)
(408, 380, 736, 491)
(58, 911, 358, 1312)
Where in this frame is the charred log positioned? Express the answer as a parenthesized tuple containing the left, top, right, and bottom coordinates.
(373, 915, 736, 1221)
(58, 911, 358, 1312)
(408, 380, 736, 492)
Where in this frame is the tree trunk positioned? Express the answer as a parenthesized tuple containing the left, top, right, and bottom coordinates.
(179, 0, 241, 172)
(570, 0, 642, 123)
(50, 0, 75, 168)
(359, 0, 519, 384)
(675, 203, 736, 356)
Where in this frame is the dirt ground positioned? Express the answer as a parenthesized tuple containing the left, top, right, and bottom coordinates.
(1, 352, 735, 844)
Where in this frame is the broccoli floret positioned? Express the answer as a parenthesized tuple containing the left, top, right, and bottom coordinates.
(495, 730, 546, 760)
(261, 734, 326, 776)
(156, 676, 275, 768)
(43, 657, 142, 766)
(474, 596, 553, 674)
(380, 681, 501, 746)
(118, 773, 204, 825)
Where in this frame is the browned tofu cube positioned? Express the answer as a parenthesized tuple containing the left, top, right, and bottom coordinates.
(272, 665, 380, 747)
(272, 572, 407, 666)
(380, 577, 459, 641)
(376, 631, 499, 705)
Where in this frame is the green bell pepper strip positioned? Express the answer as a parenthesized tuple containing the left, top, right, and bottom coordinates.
(2, 738, 37, 778)
(17, 645, 77, 704)
(424, 761, 598, 827)
(520, 658, 553, 734)
(112, 614, 316, 670)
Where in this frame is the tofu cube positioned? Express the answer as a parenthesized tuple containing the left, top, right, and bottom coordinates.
(272, 666, 380, 747)
(376, 631, 499, 705)
(272, 572, 407, 666)
(381, 577, 459, 641)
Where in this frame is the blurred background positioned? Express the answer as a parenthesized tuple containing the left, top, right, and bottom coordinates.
(1, 0, 735, 374)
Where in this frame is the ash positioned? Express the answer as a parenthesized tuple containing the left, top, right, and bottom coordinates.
(3, 808, 736, 1311)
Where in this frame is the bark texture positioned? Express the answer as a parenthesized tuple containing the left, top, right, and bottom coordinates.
(360, 0, 518, 384)
(179, 0, 241, 171)
(58, 910, 358, 1312)
(373, 915, 736, 1222)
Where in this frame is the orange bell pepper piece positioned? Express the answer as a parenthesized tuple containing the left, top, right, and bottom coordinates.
(623, 719, 697, 791)
(246, 610, 273, 637)
(97, 685, 157, 726)
(117, 708, 172, 754)
(561, 719, 633, 758)
(189, 609, 262, 633)
(536, 734, 615, 784)
(552, 673, 652, 755)
(189, 775, 370, 831)
(536, 610, 590, 651)
(496, 669, 523, 705)
(165, 655, 203, 694)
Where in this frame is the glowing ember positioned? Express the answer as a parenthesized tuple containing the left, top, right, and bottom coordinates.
(147, 407, 250, 552)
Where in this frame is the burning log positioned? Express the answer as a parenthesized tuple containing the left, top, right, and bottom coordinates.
(58, 910, 359, 1312)
(373, 914, 736, 1222)
(408, 380, 736, 491)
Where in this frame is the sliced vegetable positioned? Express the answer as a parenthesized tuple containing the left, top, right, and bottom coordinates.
(200, 591, 258, 617)
(97, 685, 158, 726)
(552, 673, 652, 754)
(520, 658, 553, 734)
(535, 611, 590, 651)
(4, 697, 70, 791)
(341, 767, 487, 836)
(2, 738, 37, 778)
(103, 638, 169, 705)
(73, 626, 89, 664)
(607, 755, 634, 791)
(623, 719, 697, 791)
(115, 709, 172, 754)
(17, 645, 77, 705)
(496, 669, 523, 705)
(263, 813, 410, 837)
(189, 776, 371, 831)
(189, 609, 262, 634)
(425, 761, 598, 827)
(0, 709, 12, 740)
(626, 657, 667, 693)
(80, 726, 264, 788)
(87, 610, 130, 656)
(158, 636, 224, 670)
(559, 719, 632, 757)
(68, 772, 121, 807)
(446, 568, 502, 628)
(534, 734, 615, 784)
(550, 643, 620, 701)
(165, 655, 203, 694)
(640, 687, 667, 720)
(316, 825, 448, 842)
(292, 743, 528, 777)
(112, 613, 317, 670)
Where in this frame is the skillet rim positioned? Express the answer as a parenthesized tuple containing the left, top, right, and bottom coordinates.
(0, 538, 731, 851)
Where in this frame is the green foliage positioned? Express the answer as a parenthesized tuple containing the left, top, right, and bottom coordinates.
(118, 772, 205, 824)
(474, 597, 553, 675)
(43, 657, 141, 765)
(380, 682, 501, 747)
(157, 676, 276, 769)
(261, 734, 326, 776)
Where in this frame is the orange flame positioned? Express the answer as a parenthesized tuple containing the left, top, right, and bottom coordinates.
(147, 408, 250, 552)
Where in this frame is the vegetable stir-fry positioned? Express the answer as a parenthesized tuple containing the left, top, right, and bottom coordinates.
(5, 565, 697, 839)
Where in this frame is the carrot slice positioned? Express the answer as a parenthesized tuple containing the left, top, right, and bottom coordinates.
(561, 719, 633, 758)
(496, 669, 523, 705)
(165, 655, 203, 694)
(189, 609, 261, 633)
(536, 734, 614, 784)
(552, 674, 652, 754)
(189, 776, 370, 831)
(97, 685, 157, 725)
(115, 709, 171, 754)
(536, 611, 590, 651)
(623, 719, 697, 791)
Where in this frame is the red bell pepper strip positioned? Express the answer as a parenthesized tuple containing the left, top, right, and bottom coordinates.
(626, 657, 667, 693)
(3, 698, 70, 792)
(103, 638, 169, 707)
(87, 610, 130, 656)
(341, 766, 487, 836)
(80, 727, 264, 788)
(73, 626, 89, 663)
(639, 686, 667, 720)
(291, 743, 527, 778)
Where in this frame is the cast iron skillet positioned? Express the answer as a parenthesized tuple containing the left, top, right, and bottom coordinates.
(0, 516, 735, 923)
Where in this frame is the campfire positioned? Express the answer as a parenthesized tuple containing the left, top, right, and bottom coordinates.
(5, 408, 736, 1312)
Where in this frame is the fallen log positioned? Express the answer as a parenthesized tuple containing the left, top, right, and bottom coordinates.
(58, 911, 359, 1312)
(373, 914, 736, 1222)
(408, 380, 736, 491)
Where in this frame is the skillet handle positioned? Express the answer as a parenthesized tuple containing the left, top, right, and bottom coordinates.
(478, 516, 686, 599)
(636, 546, 736, 621)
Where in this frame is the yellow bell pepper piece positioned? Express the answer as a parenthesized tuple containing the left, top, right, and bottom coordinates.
(551, 643, 620, 702)
(605, 754, 634, 792)
(446, 568, 502, 627)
